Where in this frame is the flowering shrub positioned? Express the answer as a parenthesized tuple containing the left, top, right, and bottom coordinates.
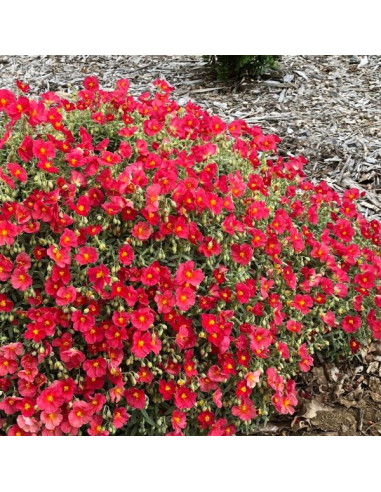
(0, 76, 380, 436)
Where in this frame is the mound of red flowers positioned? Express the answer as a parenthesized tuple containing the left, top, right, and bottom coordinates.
(0, 76, 380, 436)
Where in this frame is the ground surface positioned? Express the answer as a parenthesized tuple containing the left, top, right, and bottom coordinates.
(1, 55, 380, 435)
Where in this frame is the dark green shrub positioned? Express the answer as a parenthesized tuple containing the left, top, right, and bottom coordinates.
(206, 55, 279, 80)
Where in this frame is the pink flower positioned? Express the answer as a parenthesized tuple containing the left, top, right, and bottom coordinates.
(68, 401, 93, 428)
(213, 388, 222, 408)
(47, 245, 71, 267)
(0, 254, 13, 281)
(172, 410, 187, 432)
(245, 370, 262, 388)
(321, 310, 336, 327)
(10, 268, 32, 291)
(113, 407, 130, 429)
(232, 399, 257, 421)
(74, 246, 98, 265)
(56, 286, 77, 306)
(154, 290, 175, 314)
(59, 228, 78, 249)
(41, 411, 63, 430)
(0, 357, 18, 376)
(130, 307, 155, 331)
(60, 348, 86, 369)
(83, 358, 107, 378)
(145, 183, 161, 212)
(298, 343, 313, 372)
(132, 221, 152, 241)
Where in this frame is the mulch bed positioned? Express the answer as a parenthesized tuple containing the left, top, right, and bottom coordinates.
(1, 55, 380, 435)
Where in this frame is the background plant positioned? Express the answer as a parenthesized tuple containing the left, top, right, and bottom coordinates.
(206, 55, 279, 80)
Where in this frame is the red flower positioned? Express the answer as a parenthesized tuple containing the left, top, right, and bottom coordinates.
(198, 237, 221, 257)
(286, 319, 302, 334)
(354, 270, 375, 290)
(175, 260, 204, 287)
(75, 246, 98, 265)
(342, 315, 361, 334)
(143, 118, 163, 136)
(0, 294, 14, 312)
(87, 265, 110, 289)
(0, 220, 18, 246)
(88, 416, 109, 436)
(32, 139, 55, 161)
(174, 386, 197, 410)
(7, 162, 27, 182)
(333, 219, 355, 243)
(298, 344, 314, 372)
(36, 386, 63, 413)
(197, 411, 215, 430)
(0, 89, 16, 110)
(131, 331, 152, 358)
(231, 244, 253, 266)
(118, 243, 134, 266)
(73, 196, 91, 216)
(140, 264, 160, 286)
(105, 325, 127, 349)
(292, 294, 313, 315)
(83, 76, 100, 91)
(159, 380, 176, 400)
(125, 388, 146, 410)
(175, 286, 196, 312)
(16, 80, 30, 93)
(349, 338, 360, 354)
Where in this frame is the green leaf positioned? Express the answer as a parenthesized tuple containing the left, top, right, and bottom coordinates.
(141, 409, 155, 427)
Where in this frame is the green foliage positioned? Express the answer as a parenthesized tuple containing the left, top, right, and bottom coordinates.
(206, 55, 279, 80)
